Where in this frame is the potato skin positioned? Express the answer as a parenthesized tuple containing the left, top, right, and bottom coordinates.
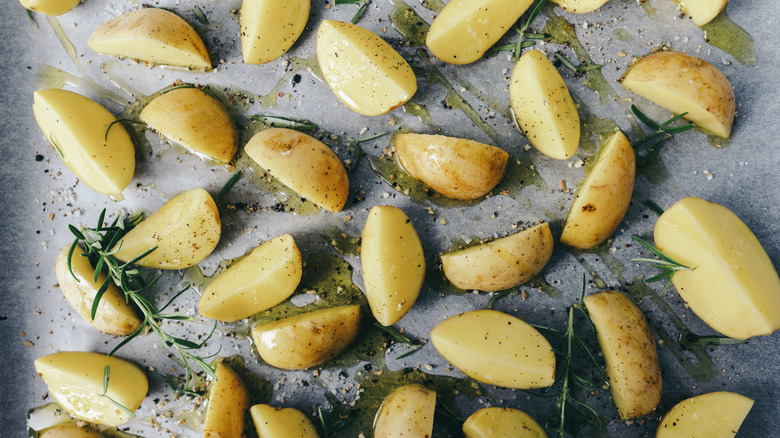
(374, 384, 436, 438)
(551, 0, 610, 13)
(250, 404, 319, 438)
(462, 407, 546, 438)
(656, 391, 753, 438)
(240, 0, 310, 64)
(19, 0, 79, 16)
(204, 362, 249, 438)
(39, 425, 106, 438)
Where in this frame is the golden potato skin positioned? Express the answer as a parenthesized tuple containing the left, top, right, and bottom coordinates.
(656, 391, 753, 438)
(462, 407, 546, 438)
(551, 0, 610, 13)
(19, 0, 79, 16)
(679, 0, 729, 26)
(560, 131, 635, 249)
(250, 404, 318, 438)
(39, 425, 106, 438)
(583, 290, 662, 420)
(240, 0, 310, 64)
(395, 133, 509, 200)
(204, 362, 250, 438)
(374, 384, 436, 438)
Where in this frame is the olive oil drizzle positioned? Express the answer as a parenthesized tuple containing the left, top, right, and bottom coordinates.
(701, 9, 756, 66)
(389, 0, 430, 47)
(258, 56, 323, 109)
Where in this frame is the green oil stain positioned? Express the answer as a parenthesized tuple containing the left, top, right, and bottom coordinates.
(638, 0, 656, 17)
(389, 0, 430, 46)
(403, 101, 442, 133)
(702, 9, 756, 66)
(258, 56, 323, 108)
(419, 0, 446, 12)
(580, 115, 619, 156)
(701, 129, 732, 149)
(323, 227, 362, 257)
(450, 70, 512, 120)
(215, 356, 273, 405)
(613, 28, 632, 42)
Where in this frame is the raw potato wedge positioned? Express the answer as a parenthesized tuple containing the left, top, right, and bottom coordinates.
(654, 197, 780, 339)
(361, 206, 426, 326)
(584, 290, 662, 420)
(622, 51, 735, 137)
(551, 0, 610, 13)
(510, 50, 580, 160)
(199, 234, 303, 322)
(251, 305, 361, 369)
(431, 310, 556, 389)
(111, 188, 221, 269)
(203, 362, 249, 438)
(39, 425, 106, 438)
(245, 128, 349, 212)
(440, 223, 553, 292)
(317, 20, 416, 116)
(656, 391, 753, 438)
(55, 245, 142, 336)
(560, 131, 635, 249)
(395, 133, 509, 200)
(19, 0, 79, 16)
(32, 89, 135, 201)
(374, 384, 436, 438)
(240, 0, 310, 64)
(88, 8, 211, 70)
(140, 87, 237, 163)
(462, 407, 546, 438)
(426, 0, 534, 65)
(34, 352, 148, 427)
(679, 0, 728, 26)
(250, 404, 318, 438)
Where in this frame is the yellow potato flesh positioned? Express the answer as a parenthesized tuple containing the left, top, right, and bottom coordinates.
(199, 234, 302, 322)
(583, 290, 662, 420)
(55, 245, 142, 336)
(462, 407, 546, 438)
(360, 206, 425, 326)
(430, 310, 556, 389)
(39, 425, 105, 438)
(395, 133, 509, 200)
(112, 188, 221, 269)
(250, 404, 318, 438)
(560, 131, 635, 249)
(551, 0, 610, 13)
(19, 0, 79, 16)
(245, 128, 349, 212)
(34, 352, 148, 427)
(32, 89, 135, 201)
(654, 197, 780, 339)
(656, 391, 753, 438)
(440, 223, 553, 292)
(140, 88, 237, 164)
(374, 384, 436, 438)
(240, 0, 310, 64)
(680, 0, 728, 26)
(622, 51, 735, 137)
(251, 305, 361, 370)
(203, 363, 249, 438)
(88, 8, 211, 70)
(317, 20, 417, 116)
(510, 50, 580, 160)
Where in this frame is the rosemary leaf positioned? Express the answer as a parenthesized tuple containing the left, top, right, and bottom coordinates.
(193, 5, 208, 24)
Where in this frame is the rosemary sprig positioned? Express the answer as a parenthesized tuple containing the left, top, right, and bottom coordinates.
(99, 366, 136, 418)
(512, 0, 550, 63)
(192, 6, 208, 24)
(630, 235, 693, 294)
(318, 407, 352, 437)
(104, 118, 146, 141)
(335, 0, 371, 24)
(680, 333, 748, 347)
(350, 131, 388, 144)
(373, 321, 422, 359)
(216, 171, 242, 208)
(555, 52, 602, 73)
(488, 290, 512, 310)
(26, 9, 38, 28)
(250, 115, 319, 131)
(642, 198, 665, 217)
(49, 133, 64, 157)
(631, 105, 695, 164)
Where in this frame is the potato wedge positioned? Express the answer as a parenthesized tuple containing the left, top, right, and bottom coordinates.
(88, 8, 211, 70)
(32, 89, 135, 201)
(622, 51, 735, 137)
(440, 223, 553, 292)
(431, 310, 555, 389)
(19, 0, 79, 16)
(140, 87, 237, 164)
(654, 197, 780, 339)
(199, 234, 302, 322)
(656, 391, 753, 438)
(111, 188, 221, 269)
(240, 0, 310, 64)
(39, 425, 105, 438)
(510, 50, 580, 160)
(584, 290, 662, 420)
(203, 362, 249, 438)
(551, 0, 610, 13)
(245, 128, 349, 212)
(374, 384, 436, 438)
(426, 0, 534, 65)
(361, 206, 425, 326)
(55, 245, 142, 336)
(560, 131, 635, 249)
(250, 404, 318, 438)
(679, 0, 728, 26)
(317, 20, 416, 116)
(251, 305, 361, 369)
(395, 133, 509, 200)
(462, 407, 546, 438)
(34, 352, 148, 427)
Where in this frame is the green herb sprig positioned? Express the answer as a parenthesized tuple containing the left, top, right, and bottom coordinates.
(511, 0, 550, 62)
(488, 290, 512, 310)
(335, 0, 371, 24)
(104, 119, 146, 141)
(630, 235, 693, 295)
(26, 9, 38, 28)
(250, 115, 319, 131)
(318, 406, 353, 437)
(98, 365, 136, 417)
(192, 6, 208, 24)
(555, 52, 602, 73)
(631, 104, 695, 165)
(373, 322, 422, 359)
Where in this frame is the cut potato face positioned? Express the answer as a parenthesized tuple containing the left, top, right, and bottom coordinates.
(654, 197, 780, 339)
(19, 0, 79, 16)
(245, 128, 349, 212)
(111, 188, 221, 269)
(551, 0, 610, 13)
(317, 20, 416, 116)
(656, 391, 753, 438)
(199, 234, 303, 322)
(88, 8, 211, 70)
(440, 223, 553, 292)
(204, 362, 249, 438)
(34, 352, 148, 427)
(32, 89, 135, 201)
(240, 0, 310, 64)
(510, 50, 580, 160)
(361, 206, 426, 326)
(140, 87, 237, 163)
(251, 305, 361, 369)
(560, 131, 635, 249)
(374, 384, 436, 438)
(622, 51, 735, 137)
(584, 290, 662, 420)
(250, 404, 318, 438)
(462, 407, 546, 438)
(431, 310, 556, 389)
(679, 0, 728, 26)
(395, 133, 509, 200)
(39, 425, 106, 438)
(426, 0, 534, 65)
